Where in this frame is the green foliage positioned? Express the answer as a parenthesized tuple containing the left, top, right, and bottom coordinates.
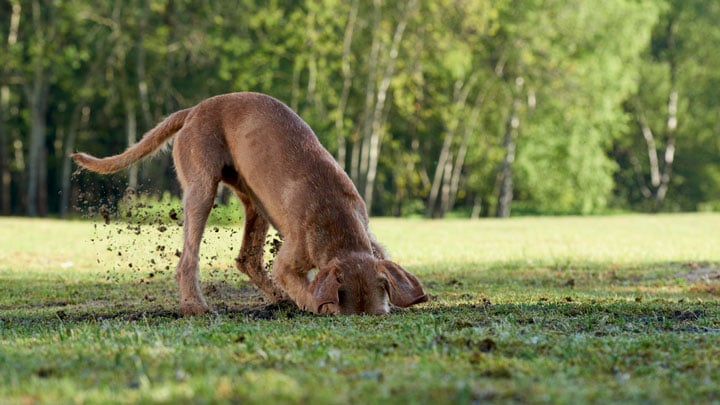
(613, 0, 720, 211)
(508, 0, 660, 214)
(0, 0, 717, 217)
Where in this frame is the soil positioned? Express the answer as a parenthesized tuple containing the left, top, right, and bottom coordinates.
(676, 265, 720, 282)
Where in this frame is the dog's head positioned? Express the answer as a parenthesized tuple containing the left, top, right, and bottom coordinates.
(309, 256, 427, 315)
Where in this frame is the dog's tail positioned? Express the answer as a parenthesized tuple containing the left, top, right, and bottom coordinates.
(72, 108, 192, 174)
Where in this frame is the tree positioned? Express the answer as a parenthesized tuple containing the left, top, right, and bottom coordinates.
(420, 0, 499, 218)
(493, 0, 659, 215)
(0, 0, 21, 214)
(617, 0, 720, 211)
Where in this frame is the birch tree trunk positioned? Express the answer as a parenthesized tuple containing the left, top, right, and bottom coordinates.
(426, 76, 476, 218)
(654, 20, 678, 208)
(362, 0, 417, 211)
(496, 76, 524, 218)
(353, 0, 382, 190)
(633, 18, 678, 212)
(426, 117, 456, 218)
(444, 89, 486, 214)
(335, 0, 358, 170)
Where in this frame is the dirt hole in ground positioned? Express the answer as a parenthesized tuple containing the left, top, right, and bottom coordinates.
(677, 265, 720, 296)
(676, 265, 720, 282)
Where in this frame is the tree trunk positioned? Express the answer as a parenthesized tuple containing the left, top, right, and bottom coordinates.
(13, 138, 26, 212)
(38, 146, 47, 216)
(363, 0, 417, 211)
(0, 86, 10, 215)
(633, 17, 678, 212)
(496, 76, 524, 218)
(654, 22, 678, 209)
(335, 0, 358, 170)
(426, 118, 456, 218)
(471, 196, 483, 219)
(136, 0, 153, 129)
(1, 3, 21, 215)
(426, 75, 478, 218)
(496, 131, 516, 218)
(656, 87, 677, 206)
(445, 90, 486, 213)
(60, 105, 90, 217)
(349, 134, 361, 189)
(25, 70, 49, 217)
(354, 0, 382, 190)
(124, 98, 138, 191)
(25, 0, 51, 217)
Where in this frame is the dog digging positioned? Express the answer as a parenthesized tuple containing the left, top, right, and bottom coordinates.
(72, 92, 427, 315)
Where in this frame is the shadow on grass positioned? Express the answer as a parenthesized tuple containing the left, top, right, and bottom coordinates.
(429, 301, 720, 335)
(1, 261, 718, 336)
(0, 276, 302, 327)
(2, 294, 718, 339)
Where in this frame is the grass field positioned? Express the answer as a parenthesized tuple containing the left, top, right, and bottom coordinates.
(1, 213, 719, 404)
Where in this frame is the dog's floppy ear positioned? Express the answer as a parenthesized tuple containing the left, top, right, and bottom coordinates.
(310, 261, 342, 314)
(377, 260, 428, 308)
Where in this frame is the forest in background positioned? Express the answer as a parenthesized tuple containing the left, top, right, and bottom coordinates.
(0, 0, 718, 218)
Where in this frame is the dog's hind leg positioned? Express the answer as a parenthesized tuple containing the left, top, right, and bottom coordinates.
(175, 178, 218, 315)
(234, 192, 287, 302)
(172, 129, 225, 316)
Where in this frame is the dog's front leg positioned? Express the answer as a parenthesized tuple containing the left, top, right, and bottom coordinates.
(271, 243, 315, 312)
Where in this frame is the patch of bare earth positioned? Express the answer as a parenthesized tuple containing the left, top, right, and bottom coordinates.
(677, 264, 720, 296)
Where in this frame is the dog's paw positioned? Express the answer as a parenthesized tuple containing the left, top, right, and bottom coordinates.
(317, 303, 340, 315)
(180, 301, 212, 316)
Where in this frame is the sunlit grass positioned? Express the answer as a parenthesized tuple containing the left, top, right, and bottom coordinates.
(1, 214, 719, 404)
(373, 214, 719, 267)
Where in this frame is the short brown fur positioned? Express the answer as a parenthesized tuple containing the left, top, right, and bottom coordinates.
(73, 92, 427, 315)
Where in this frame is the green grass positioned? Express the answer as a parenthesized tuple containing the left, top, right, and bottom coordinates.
(1, 214, 719, 404)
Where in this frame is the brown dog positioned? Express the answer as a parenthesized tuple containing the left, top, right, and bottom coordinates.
(73, 92, 427, 315)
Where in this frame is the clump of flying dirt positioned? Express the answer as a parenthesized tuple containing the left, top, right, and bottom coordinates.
(85, 191, 184, 287)
(75, 185, 286, 310)
(264, 234, 283, 271)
